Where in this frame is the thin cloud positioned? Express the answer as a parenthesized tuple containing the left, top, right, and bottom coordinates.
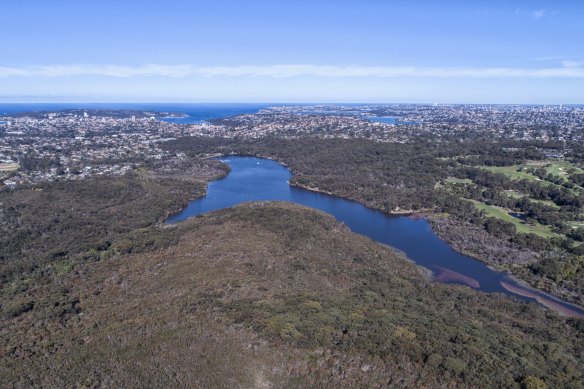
(562, 60, 584, 68)
(0, 64, 194, 78)
(195, 65, 584, 78)
(532, 9, 546, 21)
(1, 64, 584, 79)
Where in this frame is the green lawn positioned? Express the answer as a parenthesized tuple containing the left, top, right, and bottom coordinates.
(542, 162, 584, 190)
(444, 177, 473, 184)
(545, 161, 584, 178)
(480, 165, 542, 181)
(479, 164, 581, 195)
(503, 190, 560, 208)
(468, 200, 558, 239)
(568, 220, 584, 229)
(503, 190, 525, 199)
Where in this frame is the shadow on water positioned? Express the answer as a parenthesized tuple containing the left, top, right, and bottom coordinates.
(166, 156, 584, 318)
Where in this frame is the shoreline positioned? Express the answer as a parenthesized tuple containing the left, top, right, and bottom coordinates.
(288, 171, 584, 316)
(159, 168, 230, 225)
(425, 215, 584, 308)
(167, 154, 584, 317)
(289, 180, 431, 216)
(501, 281, 584, 318)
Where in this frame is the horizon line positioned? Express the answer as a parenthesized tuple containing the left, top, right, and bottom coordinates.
(1, 100, 583, 106)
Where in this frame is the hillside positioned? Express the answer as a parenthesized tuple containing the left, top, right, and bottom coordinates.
(2, 199, 583, 388)
(163, 137, 584, 306)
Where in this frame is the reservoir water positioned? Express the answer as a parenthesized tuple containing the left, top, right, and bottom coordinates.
(167, 156, 584, 318)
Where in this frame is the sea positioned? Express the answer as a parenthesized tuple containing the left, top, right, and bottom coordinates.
(0, 103, 419, 124)
(0, 103, 271, 124)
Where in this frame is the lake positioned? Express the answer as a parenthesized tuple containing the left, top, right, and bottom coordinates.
(166, 156, 584, 318)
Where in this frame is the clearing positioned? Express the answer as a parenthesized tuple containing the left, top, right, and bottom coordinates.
(0, 163, 19, 172)
(468, 199, 558, 239)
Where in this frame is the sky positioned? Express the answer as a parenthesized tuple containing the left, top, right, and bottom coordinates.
(1, 0, 584, 103)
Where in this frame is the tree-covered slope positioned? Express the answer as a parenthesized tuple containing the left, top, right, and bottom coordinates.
(2, 200, 582, 388)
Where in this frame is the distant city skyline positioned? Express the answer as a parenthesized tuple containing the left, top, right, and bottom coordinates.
(2, 0, 584, 103)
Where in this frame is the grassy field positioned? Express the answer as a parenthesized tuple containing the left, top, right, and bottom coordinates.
(480, 165, 542, 181)
(444, 177, 472, 184)
(568, 220, 584, 229)
(480, 164, 582, 194)
(544, 161, 584, 186)
(468, 199, 558, 238)
(503, 190, 560, 208)
(545, 161, 584, 176)
(480, 162, 584, 182)
(0, 163, 19, 172)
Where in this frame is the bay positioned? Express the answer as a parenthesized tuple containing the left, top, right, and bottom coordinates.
(0, 103, 268, 123)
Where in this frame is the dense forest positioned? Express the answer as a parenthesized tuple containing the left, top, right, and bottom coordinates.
(0, 158, 227, 285)
(163, 137, 584, 305)
(2, 138, 584, 387)
(165, 137, 453, 211)
(2, 200, 583, 388)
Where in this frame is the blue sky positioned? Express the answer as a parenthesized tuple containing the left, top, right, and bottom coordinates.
(1, 0, 583, 103)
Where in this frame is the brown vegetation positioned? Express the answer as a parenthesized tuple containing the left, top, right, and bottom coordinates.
(0, 157, 227, 283)
(163, 137, 584, 304)
(2, 199, 583, 388)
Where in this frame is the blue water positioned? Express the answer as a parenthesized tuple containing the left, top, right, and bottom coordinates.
(367, 116, 397, 124)
(366, 116, 418, 125)
(0, 104, 419, 125)
(509, 212, 527, 220)
(167, 156, 584, 317)
(156, 103, 270, 124)
(0, 103, 269, 123)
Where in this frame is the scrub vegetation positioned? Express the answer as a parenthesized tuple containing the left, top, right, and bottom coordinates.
(164, 137, 584, 305)
(2, 196, 583, 388)
(2, 138, 583, 387)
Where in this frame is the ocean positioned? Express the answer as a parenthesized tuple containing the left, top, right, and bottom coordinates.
(0, 103, 271, 124)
